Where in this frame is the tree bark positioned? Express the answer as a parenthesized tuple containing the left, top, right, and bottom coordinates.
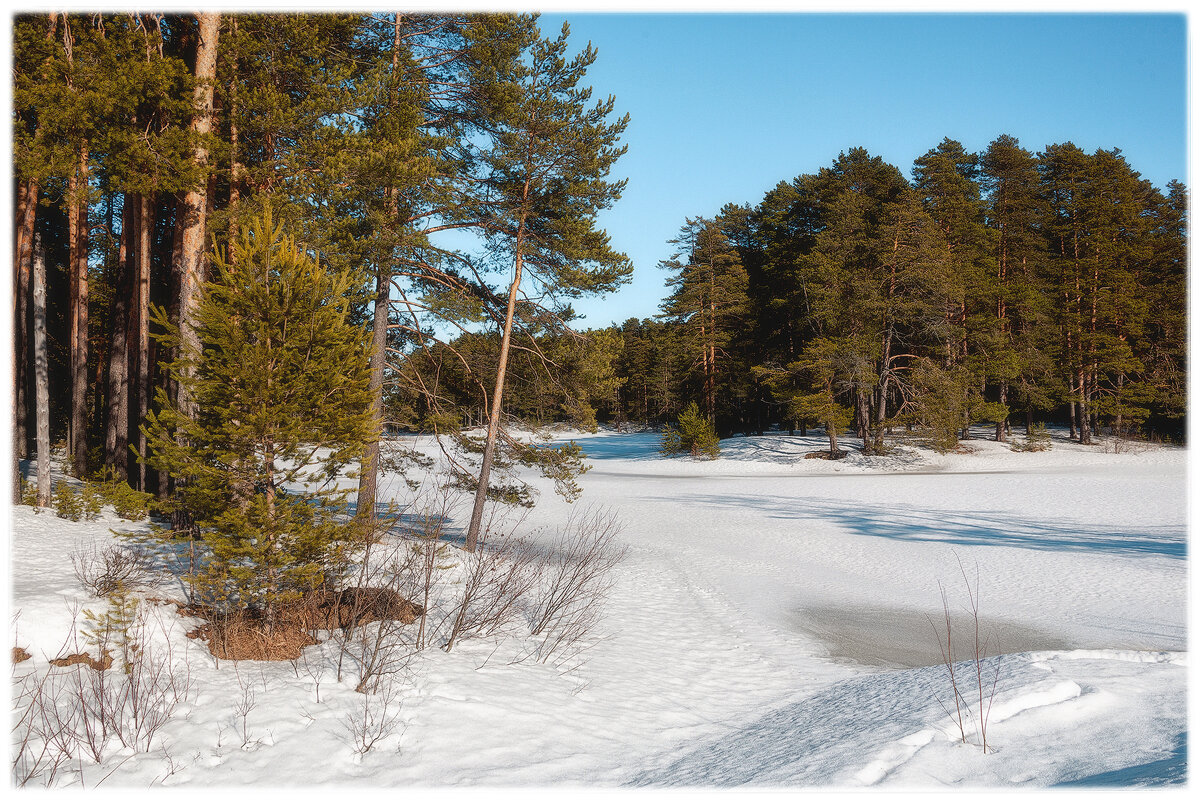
(136, 194, 152, 490)
(14, 177, 38, 462)
(465, 248, 524, 552)
(68, 142, 90, 477)
(995, 382, 1008, 442)
(32, 236, 51, 506)
(227, 16, 243, 244)
(104, 195, 132, 478)
(177, 12, 220, 421)
(1077, 366, 1091, 444)
(826, 420, 839, 456)
(358, 267, 388, 520)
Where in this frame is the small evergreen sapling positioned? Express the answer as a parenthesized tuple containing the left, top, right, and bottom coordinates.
(660, 402, 720, 459)
(144, 210, 375, 627)
(52, 482, 84, 522)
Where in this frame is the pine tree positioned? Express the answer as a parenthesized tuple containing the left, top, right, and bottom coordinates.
(658, 217, 749, 429)
(979, 134, 1055, 437)
(912, 138, 996, 440)
(463, 20, 631, 551)
(144, 210, 374, 626)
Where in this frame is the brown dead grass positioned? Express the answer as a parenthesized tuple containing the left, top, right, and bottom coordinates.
(182, 588, 423, 662)
(805, 450, 848, 460)
(49, 651, 113, 671)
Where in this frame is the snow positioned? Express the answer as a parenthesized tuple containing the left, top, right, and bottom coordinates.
(6, 427, 1189, 789)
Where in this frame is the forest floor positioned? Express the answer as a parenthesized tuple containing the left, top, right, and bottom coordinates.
(7, 426, 1188, 790)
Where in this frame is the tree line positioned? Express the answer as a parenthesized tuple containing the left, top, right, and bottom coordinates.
(11, 13, 1188, 545)
(415, 138, 1186, 452)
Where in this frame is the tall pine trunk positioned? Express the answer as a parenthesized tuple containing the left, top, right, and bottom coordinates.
(357, 15, 403, 522)
(32, 236, 51, 506)
(68, 142, 90, 477)
(177, 12, 220, 422)
(995, 382, 1008, 442)
(104, 196, 132, 478)
(14, 177, 38, 462)
(136, 194, 152, 490)
(358, 265, 388, 519)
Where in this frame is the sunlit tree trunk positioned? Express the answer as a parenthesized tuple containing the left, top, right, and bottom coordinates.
(32, 236, 51, 506)
(177, 12, 220, 421)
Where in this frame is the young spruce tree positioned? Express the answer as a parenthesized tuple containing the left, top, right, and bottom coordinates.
(144, 210, 374, 628)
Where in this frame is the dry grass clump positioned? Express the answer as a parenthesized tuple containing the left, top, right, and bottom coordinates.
(48, 651, 113, 671)
(183, 588, 423, 661)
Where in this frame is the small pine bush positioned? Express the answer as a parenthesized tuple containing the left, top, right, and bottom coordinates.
(1011, 423, 1052, 453)
(81, 482, 104, 520)
(53, 482, 84, 521)
(19, 477, 40, 511)
(105, 481, 152, 521)
(82, 589, 142, 671)
(90, 469, 153, 520)
(660, 402, 720, 459)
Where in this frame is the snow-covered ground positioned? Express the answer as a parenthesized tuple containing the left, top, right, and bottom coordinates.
(7, 427, 1189, 788)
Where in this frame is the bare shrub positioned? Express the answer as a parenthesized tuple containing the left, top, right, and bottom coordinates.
(71, 540, 152, 598)
(119, 611, 194, 752)
(528, 506, 627, 665)
(11, 667, 80, 786)
(444, 507, 541, 652)
(326, 503, 427, 691)
(928, 557, 1001, 754)
(1101, 435, 1151, 455)
(11, 606, 195, 786)
(230, 664, 258, 747)
(394, 486, 461, 651)
(342, 675, 405, 756)
(334, 608, 417, 695)
(297, 644, 328, 703)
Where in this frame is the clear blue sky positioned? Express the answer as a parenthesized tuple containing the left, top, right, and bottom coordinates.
(531, 12, 1188, 329)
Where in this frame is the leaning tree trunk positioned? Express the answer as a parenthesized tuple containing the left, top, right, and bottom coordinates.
(32, 236, 51, 507)
(465, 244, 525, 553)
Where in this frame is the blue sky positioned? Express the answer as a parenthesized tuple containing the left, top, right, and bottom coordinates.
(531, 12, 1189, 329)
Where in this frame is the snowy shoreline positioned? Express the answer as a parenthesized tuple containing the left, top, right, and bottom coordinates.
(8, 427, 1188, 787)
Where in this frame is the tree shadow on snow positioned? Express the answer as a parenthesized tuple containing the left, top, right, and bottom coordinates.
(654, 493, 1186, 560)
